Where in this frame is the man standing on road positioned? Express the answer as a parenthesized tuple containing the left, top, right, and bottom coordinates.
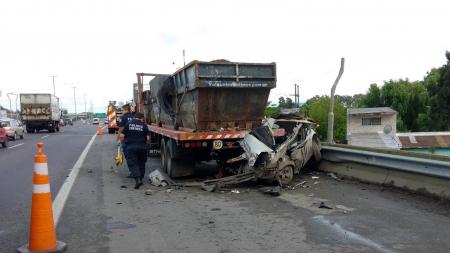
(119, 112, 149, 189)
(118, 103, 135, 177)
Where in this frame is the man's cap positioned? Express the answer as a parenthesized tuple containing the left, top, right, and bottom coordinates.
(122, 103, 131, 109)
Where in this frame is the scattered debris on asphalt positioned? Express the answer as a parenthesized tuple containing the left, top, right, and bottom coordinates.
(259, 186, 281, 196)
(211, 208, 221, 211)
(201, 184, 218, 192)
(318, 202, 333, 209)
(311, 176, 320, 180)
(166, 189, 173, 193)
(231, 189, 240, 194)
(327, 172, 342, 181)
(202, 172, 255, 190)
(115, 202, 122, 205)
(120, 185, 127, 189)
(87, 169, 93, 173)
(335, 204, 354, 213)
(145, 189, 153, 195)
(308, 194, 314, 197)
(149, 169, 176, 187)
(313, 181, 320, 185)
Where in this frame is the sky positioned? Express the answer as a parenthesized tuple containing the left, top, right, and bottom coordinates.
(0, 0, 449, 113)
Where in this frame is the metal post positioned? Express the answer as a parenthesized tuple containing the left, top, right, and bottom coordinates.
(72, 86, 77, 121)
(327, 58, 345, 144)
(49, 75, 57, 96)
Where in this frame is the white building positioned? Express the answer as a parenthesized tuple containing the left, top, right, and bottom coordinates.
(347, 107, 401, 149)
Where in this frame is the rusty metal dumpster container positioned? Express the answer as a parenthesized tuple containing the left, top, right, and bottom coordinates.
(149, 60, 276, 131)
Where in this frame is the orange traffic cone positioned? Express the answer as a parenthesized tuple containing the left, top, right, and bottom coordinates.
(97, 125, 103, 135)
(18, 143, 67, 253)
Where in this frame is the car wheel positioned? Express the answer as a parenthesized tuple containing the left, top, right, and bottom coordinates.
(2, 141, 7, 148)
(20, 132, 24, 139)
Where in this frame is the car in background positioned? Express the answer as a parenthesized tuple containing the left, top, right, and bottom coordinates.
(0, 118, 25, 140)
(0, 122, 8, 147)
(92, 118, 100, 125)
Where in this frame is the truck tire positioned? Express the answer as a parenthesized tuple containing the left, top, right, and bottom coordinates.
(165, 139, 195, 178)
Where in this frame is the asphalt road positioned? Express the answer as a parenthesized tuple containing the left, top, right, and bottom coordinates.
(1, 129, 450, 253)
(0, 122, 98, 252)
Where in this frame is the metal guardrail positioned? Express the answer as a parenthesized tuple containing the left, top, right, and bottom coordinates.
(321, 145, 450, 180)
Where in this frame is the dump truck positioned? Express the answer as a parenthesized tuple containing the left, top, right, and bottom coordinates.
(20, 93, 61, 133)
(136, 60, 276, 177)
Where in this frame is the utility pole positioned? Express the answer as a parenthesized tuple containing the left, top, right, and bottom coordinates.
(293, 84, 297, 107)
(49, 75, 57, 96)
(72, 86, 77, 121)
(327, 58, 345, 144)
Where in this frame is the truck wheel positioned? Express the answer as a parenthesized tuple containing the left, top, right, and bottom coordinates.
(166, 140, 195, 178)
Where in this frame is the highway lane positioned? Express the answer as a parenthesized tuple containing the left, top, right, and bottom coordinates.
(0, 122, 99, 252)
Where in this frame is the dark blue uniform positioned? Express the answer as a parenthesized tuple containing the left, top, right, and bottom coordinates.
(120, 112, 135, 155)
(119, 112, 135, 128)
(123, 118, 149, 180)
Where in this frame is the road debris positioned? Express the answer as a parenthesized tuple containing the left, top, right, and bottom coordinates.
(166, 189, 173, 193)
(145, 189, 153, 195)
(149, 169, 176, 187)
(311, 176, 320, 180)
(318, 202, 333, 209)
(202, 172, 255, 191)
(313, 181, 320, 185)
(327, 173, 341, 181)
(259, 186, 281, 197)
(335, 204, 355, 213)
(201, 184, 218, 192)
(120, 185, 127, 189)
(231, 189, 240, 194)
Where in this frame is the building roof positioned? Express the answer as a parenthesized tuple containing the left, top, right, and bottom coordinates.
(348, 107, 397, 115)
(397, 132, 450, 148)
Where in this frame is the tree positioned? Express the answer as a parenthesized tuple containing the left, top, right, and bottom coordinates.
(362, 84, 382, 107)
(303, 96, 346, 143)
(427, 52, 450, 130)
(285, 97, 294, 108)
(278, 97, 286, 108)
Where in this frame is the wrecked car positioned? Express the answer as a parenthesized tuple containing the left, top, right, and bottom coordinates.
(227, 118, 321, 185)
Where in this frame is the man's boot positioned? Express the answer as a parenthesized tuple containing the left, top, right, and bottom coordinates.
(134, 177, 143, 189)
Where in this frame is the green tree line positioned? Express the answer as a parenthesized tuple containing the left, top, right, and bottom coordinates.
(266, 52, 450, 143)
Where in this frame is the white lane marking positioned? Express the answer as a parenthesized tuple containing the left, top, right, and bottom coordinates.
(313, 216, 397, 253)
(41, 135, 49, 139)
(7, 143, 24, 149)
(52, 132, 97, 226)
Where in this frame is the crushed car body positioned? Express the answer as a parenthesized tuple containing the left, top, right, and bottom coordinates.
(227, 116, 322, 185)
